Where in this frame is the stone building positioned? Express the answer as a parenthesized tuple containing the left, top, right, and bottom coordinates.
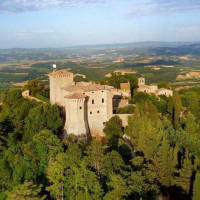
(137, 77, 173, 97)
(48, 69, 131, 138)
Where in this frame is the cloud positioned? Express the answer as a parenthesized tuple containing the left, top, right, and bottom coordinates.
(125, 0, 200, 17)
(0, 0, 112, 13)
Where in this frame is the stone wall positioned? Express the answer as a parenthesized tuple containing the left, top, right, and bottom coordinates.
(86, 90, 113, 137)
(64, 98, 89, 136)
(49, 73, 73, 105)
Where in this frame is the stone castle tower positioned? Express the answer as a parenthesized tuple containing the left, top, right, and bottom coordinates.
(64, 93, 89, 136)
(48, 69, 73, 105)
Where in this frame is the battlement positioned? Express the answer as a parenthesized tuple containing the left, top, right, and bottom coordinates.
(48, 69, 73, 78)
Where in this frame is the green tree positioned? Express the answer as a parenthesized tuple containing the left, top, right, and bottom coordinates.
(146, 138, 178, 187)
(168, 93, 182, 129)
(146, 101, 158, 124)
(104, 150, 126, 176)
(33, 129, 63, 174)
(6, 180, 45, 200)
(184, 112, 199, 137)
(24, 79, 45, 97)
(184, 92, 200, 120)
(65, 161, 103, 200)
(104, 174, 130, 200)
(176, 151, 193, 194)
(47, 153, 67, 200)
(85, 140, 105, 176)
(103, 116, 123, 150)
(24, 104, 63, 141)
(193, 172, 200, 200)
(127, 171, 155, 199)
(158, 81, 169, 89)
(47, 144, 82, 200)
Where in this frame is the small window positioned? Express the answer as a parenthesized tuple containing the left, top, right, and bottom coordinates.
(83, 93, 85, 94)
(103, 122, 106, 125)
(102, 98, 104, 103)
(97, 111, 100, 114)
(92, 92, 94, 93)
(101, 91, 104, 92)
(92, 99, 94, 104)
(79, 106, 82, 110)
(90, 111, 92, 114)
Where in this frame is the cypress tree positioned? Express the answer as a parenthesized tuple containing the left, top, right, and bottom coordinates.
(177, 151, 193, 194)
(193, 172, 200, 200)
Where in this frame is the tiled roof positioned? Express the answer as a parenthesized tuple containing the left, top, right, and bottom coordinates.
(65, 93, 87, 99)
(62, 82, 114, 92)
(48, 69, 73, 76)
(120, 82, 130, 89)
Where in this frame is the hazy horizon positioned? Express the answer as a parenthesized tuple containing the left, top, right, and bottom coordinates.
(1, 0, 200, 48)
(0, 40, 200, 50)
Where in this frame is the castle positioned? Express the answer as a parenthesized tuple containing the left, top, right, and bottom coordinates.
(48, 69, 131, 138)
(137, 77, 173, 97)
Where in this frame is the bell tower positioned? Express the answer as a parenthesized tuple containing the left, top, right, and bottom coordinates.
(138, 77, 145, 86)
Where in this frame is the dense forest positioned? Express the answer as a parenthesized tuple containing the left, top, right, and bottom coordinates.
(0, 75, 200, 200)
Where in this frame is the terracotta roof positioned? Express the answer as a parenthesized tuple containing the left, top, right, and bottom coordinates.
(120, 82, 130, 89)
(65, 93, 87, 99)
(62, 82, 114, 92)
(48, 69, 73, 76)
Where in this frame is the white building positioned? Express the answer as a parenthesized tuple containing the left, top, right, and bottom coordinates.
(137, 77, 173, 97)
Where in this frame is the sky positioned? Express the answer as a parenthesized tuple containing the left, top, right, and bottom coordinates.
(0, 0, 200, 48)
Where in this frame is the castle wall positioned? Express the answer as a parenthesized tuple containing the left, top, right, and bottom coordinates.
(85, 90, 113, 137)
(64, 98, 89, 136)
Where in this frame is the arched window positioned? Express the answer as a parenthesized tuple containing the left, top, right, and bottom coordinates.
(92, 99, 94, 104)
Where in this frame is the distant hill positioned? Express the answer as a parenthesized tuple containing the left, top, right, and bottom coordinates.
(67, 41, 199, 49)
(148, 43, 200, 56)
(1, 42, 200, 63)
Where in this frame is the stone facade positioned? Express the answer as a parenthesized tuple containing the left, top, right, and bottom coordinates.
(48, 69, 131, 138)
(137, 77, 173, 97)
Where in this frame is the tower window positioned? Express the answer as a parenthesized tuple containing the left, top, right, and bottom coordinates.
(102, 98, 104, 103)
(92, 99, 94, 104)
(80, 106, 82, 110)
(97, 111, 100, 114)
(90, 111, 92, 114)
